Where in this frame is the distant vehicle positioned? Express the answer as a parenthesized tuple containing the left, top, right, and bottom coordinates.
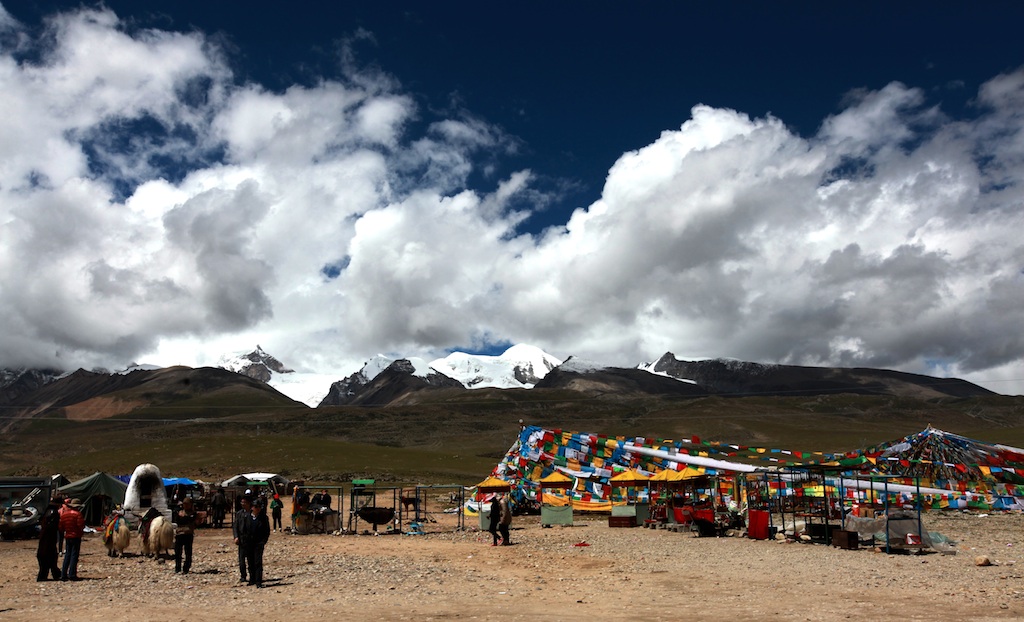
(0, 485, 48, 539)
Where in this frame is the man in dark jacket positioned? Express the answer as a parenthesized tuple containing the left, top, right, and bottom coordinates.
(238, 499, 271, 588)
(173, 497, 197, 574)
(498, 494, 513, 546)
(232, 495, 252, 583)
(36, 496, 62, 581)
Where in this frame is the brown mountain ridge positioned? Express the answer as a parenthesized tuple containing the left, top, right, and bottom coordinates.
(1, 356, 1019, 482)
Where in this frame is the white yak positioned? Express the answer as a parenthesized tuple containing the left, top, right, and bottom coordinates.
(141, 515, 173, 559)
(103, 515, 131, 557)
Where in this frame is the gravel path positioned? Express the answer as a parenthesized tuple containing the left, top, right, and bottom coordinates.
(2, 511, 1024, 621)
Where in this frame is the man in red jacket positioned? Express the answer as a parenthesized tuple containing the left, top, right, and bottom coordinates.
(59, 498, 86, 581)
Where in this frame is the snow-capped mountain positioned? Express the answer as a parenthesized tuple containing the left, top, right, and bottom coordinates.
(316, 356, 439, 407)
(0, 367, 65, 405)
(318, 357, 465, 407)
(316, 346, 561, 407)
(217, 345, 293, 382)
(429, 344, 562, 388)
(3, 345, 996, 413)
(216, 346, 336, 408)
(558, 356, 609, 374)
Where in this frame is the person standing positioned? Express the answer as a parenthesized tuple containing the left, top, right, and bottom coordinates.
(173, 497, 197, 574)
(232, 495, 252, 583)
(269, 494, 283, 532)
(488, 495, 501, 546)
(498, 494, 513, 546)
(57, 496, 68, 556)
(211, 487, 227, 529)
(36, 496, 62, 581)
(290, 488, 299, 532)
(243, 500, 271, 588)
(59, 498, 86, 581)
(292, 487, 310, 533)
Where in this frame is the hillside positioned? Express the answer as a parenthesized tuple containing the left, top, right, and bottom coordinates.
(644, 354, 995, 399)
(1, 354, 1018, 485)
(2, 362, 1023, 484)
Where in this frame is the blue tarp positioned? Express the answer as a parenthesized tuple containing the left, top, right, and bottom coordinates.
(113, 475, 197, 486)
(162, 477, 197, 486)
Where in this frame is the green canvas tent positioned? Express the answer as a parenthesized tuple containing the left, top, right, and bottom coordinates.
(58, 472, 128, 525)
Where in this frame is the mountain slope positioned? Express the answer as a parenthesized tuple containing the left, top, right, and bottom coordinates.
(644, 353, 995, 398)
(319, 359, 464, 407)
(0, 368, 64, 407)
(0, 366, 303, 434)
(535, 358, 710, 397)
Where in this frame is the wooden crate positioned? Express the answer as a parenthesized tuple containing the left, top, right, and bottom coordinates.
(832, 529, 859, 550)
(608, 516, 636, 528)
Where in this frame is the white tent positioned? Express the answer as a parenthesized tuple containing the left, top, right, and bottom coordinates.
(221, 472, 290, 491)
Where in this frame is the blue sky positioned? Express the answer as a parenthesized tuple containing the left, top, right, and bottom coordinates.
(2, 2, 1024, 394)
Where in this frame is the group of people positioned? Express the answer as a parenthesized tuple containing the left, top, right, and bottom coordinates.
(487, 493, 514, 546)
(35, 489, 272, 587)
(232, 494, 271, 588)
(289, 487, 335, 532)
(33, 486, 512, 588)
(35, 495, 86, 582)
(139, 491, 271, 586)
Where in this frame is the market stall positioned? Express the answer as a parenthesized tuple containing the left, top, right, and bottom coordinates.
(474, 476, 511, 531)
(608, 468, 651, 527)
(538, 471, 574, 527)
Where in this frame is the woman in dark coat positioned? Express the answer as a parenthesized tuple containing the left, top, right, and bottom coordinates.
(488, 495, 501, 546)
(498, 494, 513, 546)
(36, 497, 62, 581)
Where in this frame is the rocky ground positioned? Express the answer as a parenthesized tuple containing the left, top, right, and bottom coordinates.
(2, 511, 1024, 621)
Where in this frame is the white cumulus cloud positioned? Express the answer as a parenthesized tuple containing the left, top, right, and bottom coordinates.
(0, 5, 1022, 396)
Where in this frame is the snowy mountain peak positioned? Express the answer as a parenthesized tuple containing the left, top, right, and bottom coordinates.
(429, 344, 562, 389)
(361, 354, 397, 381)
(558, 356, 609, 374)
(215, 346, 338, 409)
(361, 355, 434, 381)
(217, 345, 294, 382)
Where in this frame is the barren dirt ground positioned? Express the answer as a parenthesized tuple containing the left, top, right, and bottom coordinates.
(3, 511, 1024, 621)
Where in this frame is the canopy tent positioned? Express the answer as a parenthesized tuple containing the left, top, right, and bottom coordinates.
(538, 471, 574, 526)
(162, 477, 197, 486)
(475, 476, 512, 494)
(649, 469, 684, 483)
(538, 471, 574, 506)
(58, 472, 127, 526)
(473, 476, 511, 530)
(610, 468, 652, 491)
(538, 472, 573, 497)
(221, 472, 290, 492)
